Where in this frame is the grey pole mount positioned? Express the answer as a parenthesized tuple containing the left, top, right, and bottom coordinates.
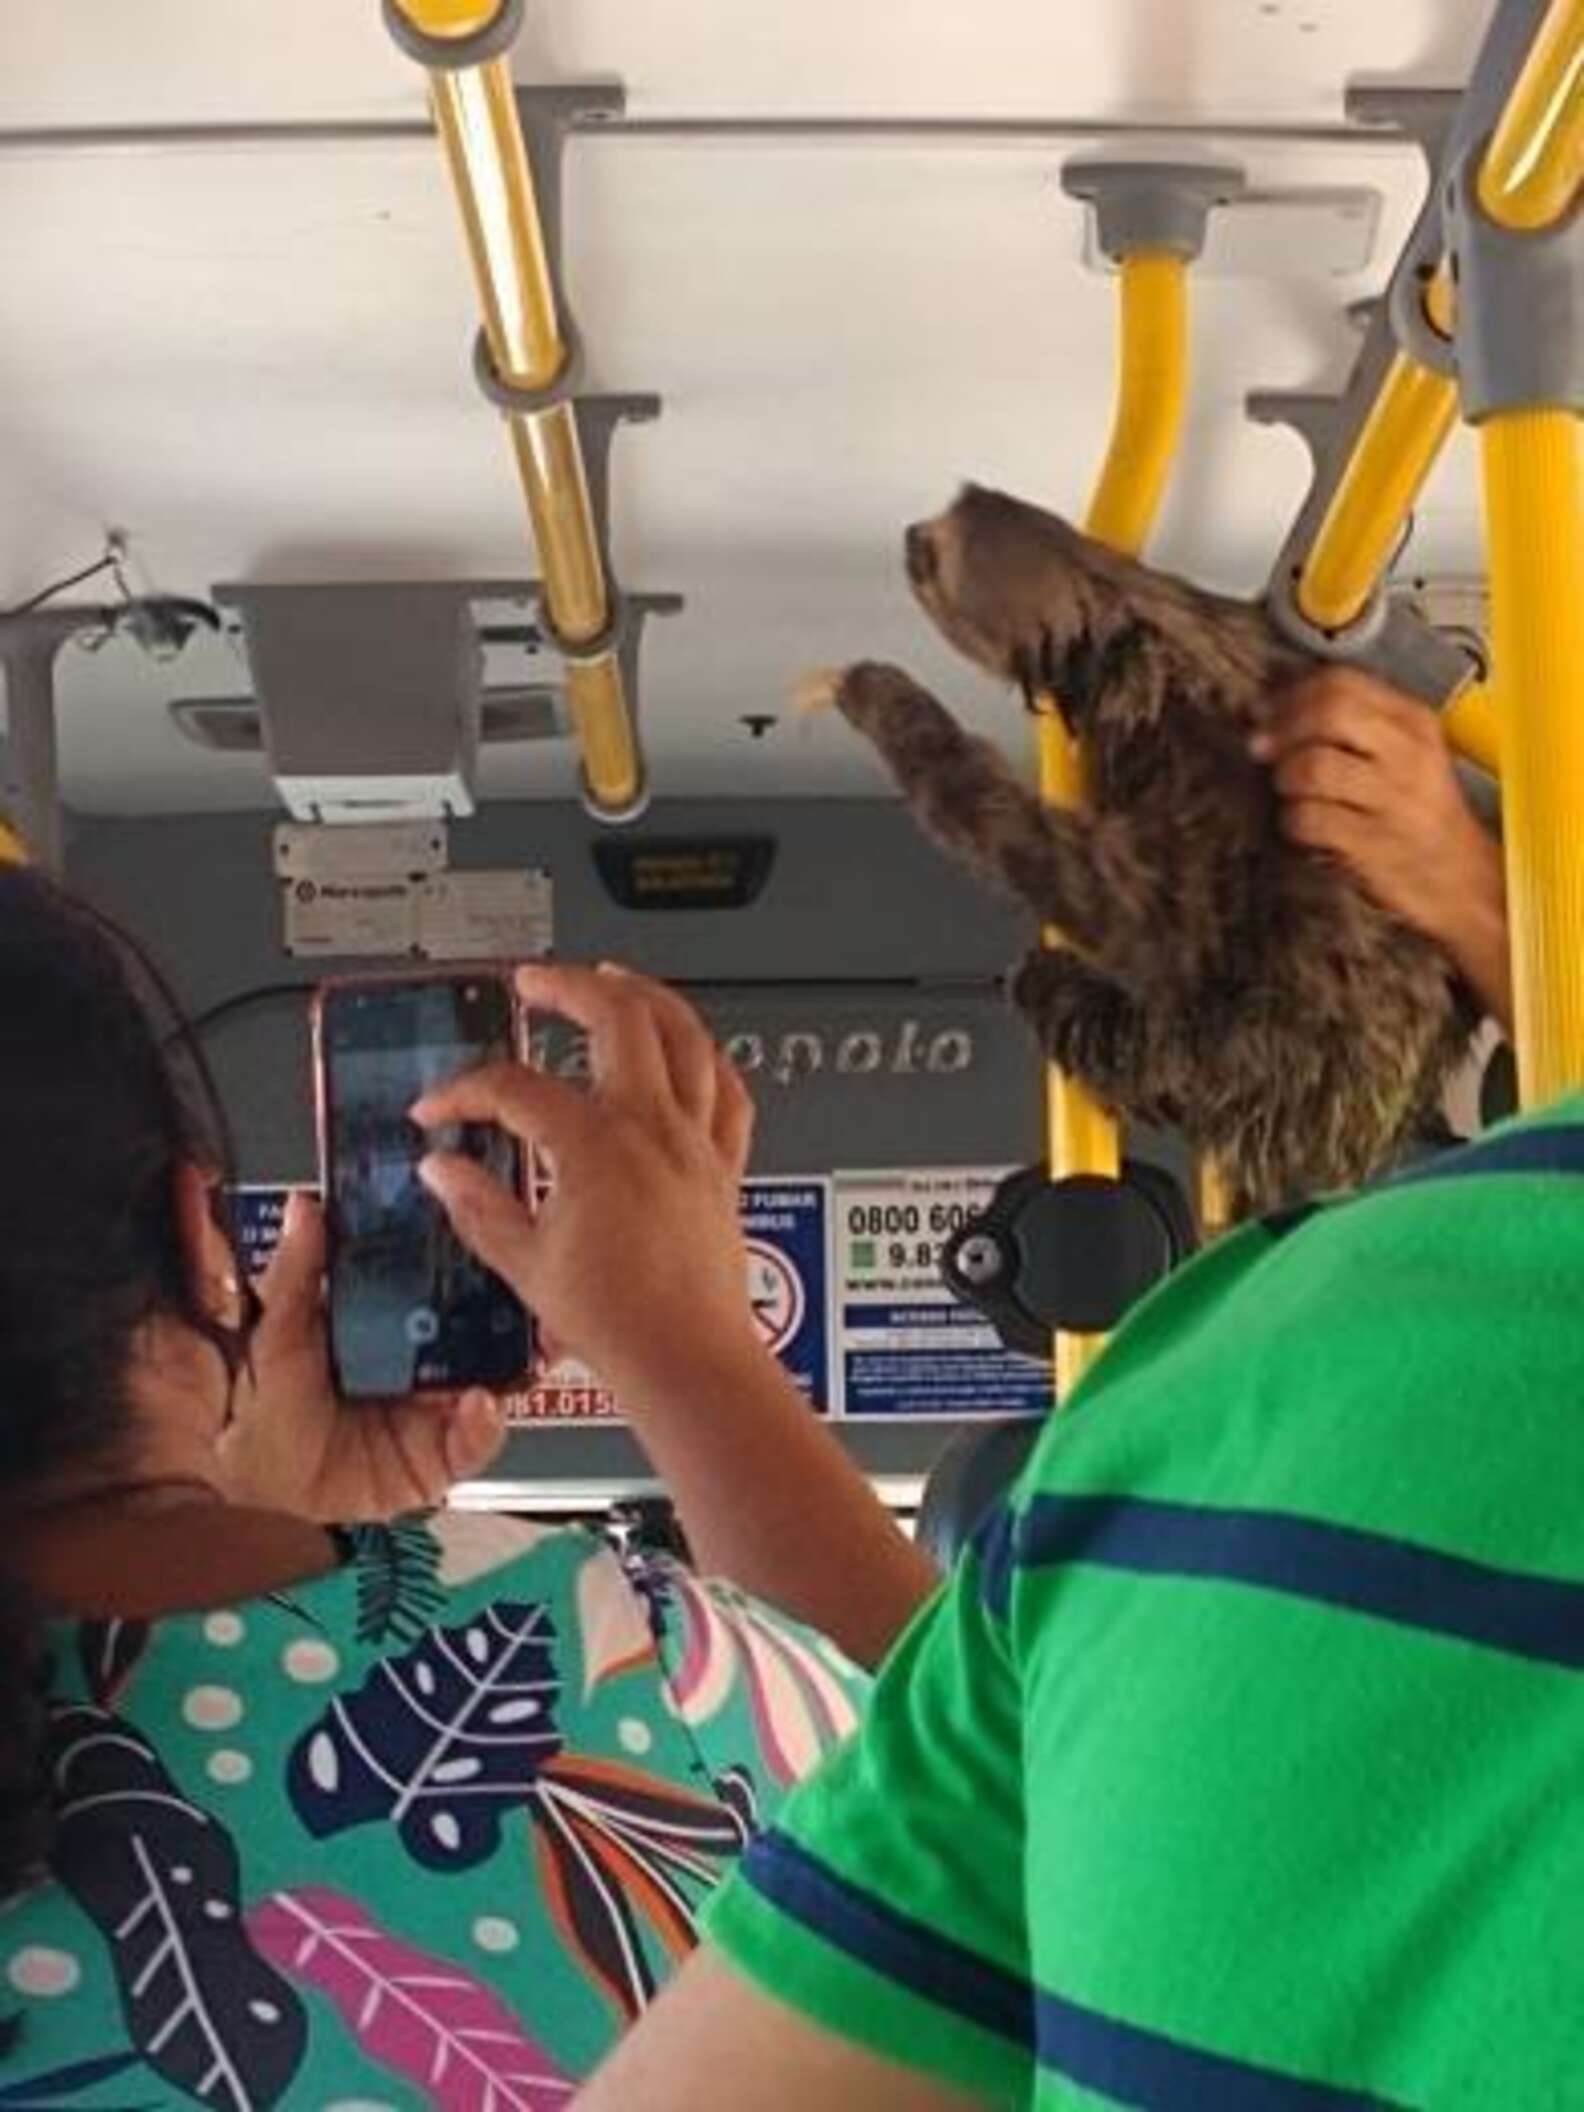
(1438, 2, 1584, 427)
(0, 606, 118, 873)
(1250, 88, 1481, 710)
(1252, 0, 1561, 711)
(381, 0, 526, 72)
(1060, 158, 1247, 263)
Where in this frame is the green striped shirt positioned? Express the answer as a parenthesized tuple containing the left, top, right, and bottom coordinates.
(707, 1099, 1584, 2107)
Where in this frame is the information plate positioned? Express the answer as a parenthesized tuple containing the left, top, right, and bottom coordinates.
(417, 870, 553, 962)
(834, 1170, 1052, 1419)
(283, 877, 418, 959)
(274, 821, 448, 883)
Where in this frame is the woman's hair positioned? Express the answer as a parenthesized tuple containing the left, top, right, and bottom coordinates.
(0, 865, 246, 1927)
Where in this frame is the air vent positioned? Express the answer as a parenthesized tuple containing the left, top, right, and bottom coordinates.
(480, 687, 569, 742)
(170, 698, 262, 752)
(171, 687, 568, 755)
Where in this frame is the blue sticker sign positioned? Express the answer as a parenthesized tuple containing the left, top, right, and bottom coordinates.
(740, 1178, 832, 1414)
(230, 1185, 310, 1279)
(230, 1179, 832, 1420)
(834, 1170, 1052, 1419)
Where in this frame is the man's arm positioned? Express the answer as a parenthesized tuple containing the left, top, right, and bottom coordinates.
(1253, 670, 1513, 1031)
(573, 1947, 988, 2111)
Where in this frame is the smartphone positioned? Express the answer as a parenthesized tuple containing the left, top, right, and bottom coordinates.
(313, 972, 533, 1400)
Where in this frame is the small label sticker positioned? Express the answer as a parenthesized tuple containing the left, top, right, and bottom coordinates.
(283, 877, 419, 959)
(274, 821, 449, 883)
(417, 871, 554, 962)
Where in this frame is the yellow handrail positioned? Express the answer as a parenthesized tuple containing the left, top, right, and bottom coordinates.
(1041, 251, 1189, 1393)
(392, 1, 643, 815)
(431, 62, 564, 392)
(1479, 0, 1584, 231)
(1297, 351, 1461, 636)
(1084, 253, 1192, 555)
(1296, 257, 1458, 641)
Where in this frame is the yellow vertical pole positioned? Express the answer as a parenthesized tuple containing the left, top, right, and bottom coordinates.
(1468, 0, 1584, 1105)
(0, 818, 26, 866)
(1042, 250, 1189, 1392)
(1481, 415, 1584, 1104)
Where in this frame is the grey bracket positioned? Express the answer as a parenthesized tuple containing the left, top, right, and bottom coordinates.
(1061, 158, 1246, 262)
(1350, 0, 1552, 373)
(381, 0, 526, 73)
(1250, 363, 1480, 708)
(1445, 150, 1584, 419)
(1346, 86, 1465, 375)
(1249, 89, 1473, 699)
(0, 607, 116, 872)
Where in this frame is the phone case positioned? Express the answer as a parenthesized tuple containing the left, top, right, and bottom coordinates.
(311, 966, 534, 1398)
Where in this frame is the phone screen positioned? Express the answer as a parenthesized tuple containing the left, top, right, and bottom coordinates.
(320, 976, 531, 1399)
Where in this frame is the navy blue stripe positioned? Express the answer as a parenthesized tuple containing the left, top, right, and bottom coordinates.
(969, 1500, 1018, 1621)
(1010, 1495, 1584, 1671)
(1384, 1123, 1584, 1189)
(1036, 1991, 1404, 2110)
(741, 1829, 1033, 2048)
(744, 1833, 1402, 2108)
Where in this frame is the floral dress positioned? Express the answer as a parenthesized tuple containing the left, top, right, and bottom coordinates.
(0, 1512, 869, 2109)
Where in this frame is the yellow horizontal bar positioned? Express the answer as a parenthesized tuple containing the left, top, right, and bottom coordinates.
(1043, 250, 1189, 1393)
(567, 656, 644, 816)
(431, 60, 564, 393)
(1297, 347, 1460, 634)
(509, 404, 611, 647)
(1481, 409, 1584, 1107)
(1478, 0, 1584, 232)
(1442, 680, 1503, 776)
(391, 0, 507, 42)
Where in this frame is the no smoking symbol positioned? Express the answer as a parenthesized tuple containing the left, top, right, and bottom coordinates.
(746, 1241, 804, 1355)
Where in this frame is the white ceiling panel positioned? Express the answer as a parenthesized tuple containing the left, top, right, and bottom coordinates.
(0, 2, 1494, 126)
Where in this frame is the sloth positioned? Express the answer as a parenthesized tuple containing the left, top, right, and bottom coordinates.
(808, 484, 1477, 1218)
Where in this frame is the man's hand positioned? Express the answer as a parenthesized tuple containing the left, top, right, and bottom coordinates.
(1253, 670, 1512, 1027)
(215, 1193, 508, 1523)
(413, 964, 761, 1406)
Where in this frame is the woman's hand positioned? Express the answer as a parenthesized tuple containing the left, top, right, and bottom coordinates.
(412, 964, 760, 1404)
(214, 1193, 508, 1523)
(1253, 670, 1512, 1026)
(415, 964, 934, 1664)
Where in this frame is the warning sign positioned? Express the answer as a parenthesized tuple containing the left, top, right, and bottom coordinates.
(834, 1170, 1052, 1420)
(740, 1179, 832, 1412)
